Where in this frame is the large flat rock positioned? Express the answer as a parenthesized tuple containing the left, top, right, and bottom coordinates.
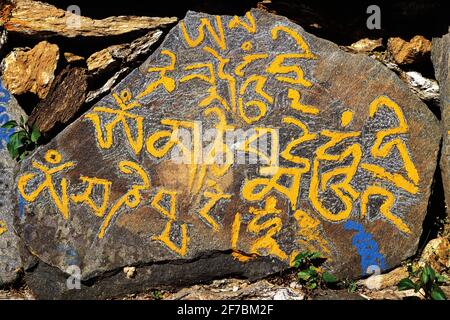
(0, 80, 26, 286)
(15, 9, 440, 299)
(431, 29, 450, 231)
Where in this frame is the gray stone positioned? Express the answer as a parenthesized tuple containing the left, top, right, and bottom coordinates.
(431, 29, 450, 232)
(0, 79, 26, 286)
(15, 9, 440, 299)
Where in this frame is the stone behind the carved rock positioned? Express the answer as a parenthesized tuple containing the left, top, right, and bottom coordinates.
(16, 9, 440, 299)
(0, 80, 26, 286)
(431, 29, 450, 234)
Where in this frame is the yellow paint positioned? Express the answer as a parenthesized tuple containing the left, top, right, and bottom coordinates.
(293, 209, 332, 258)
(151, 189, 189, 256)
(280, 116, 316, 167)
(361, 186, 411, 234)
(180, 62, 215, 84)
(238, 75, 273, 124)
(362, 96, 419, 192)
(152, 221, 189, 256)
(98, 161, 150, 239)
(242, 167, 305, 210)
(202, 46, 237, 112)
(146, 119, 201, 167)
(45, 149, 62, 164)
(18, 150, 74, 220)
(234, 54, 269, 77)
(341, 110, 354, 127)
(71, 176, 112, 217)
(151, 189, 177, 220)
(0, 220, 7, 235)
(266, 26, 316, 86)
(239, 127, 279, 168)
(137, 50, 176, 99)
(85, 89, 144, 155)
(231, 212, 253, 262)
(247, 197, 288, 261)
(190, 108, 234, 194)
(360, 163, 418, 194)
(181, 16, 227, 50)
(240, 41, 252, 51)
(228, 12, 256, 33)
(199, 180, 231, 231)
(271, 26, 316, 59)
(309, 130, 362, 221)
(287, 89, 319, 115)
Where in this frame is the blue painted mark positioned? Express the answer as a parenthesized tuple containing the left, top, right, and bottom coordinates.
(18, 193, 25, 221)
(0, 81, 15, 150)
(56, 244, 80, 266)
(344, 220, 386, 276)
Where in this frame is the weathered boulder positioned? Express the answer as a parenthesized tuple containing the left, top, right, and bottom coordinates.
(388, 36, 432, 65)
(1, 0, 176, 39)
(0, 79, 25, 286)
(27, 66, 88, 135)
(85, 30, 165, 103)
(16, 9, 440, 299)
(2, 41, 59, 99)
(431, 29, 450, 233)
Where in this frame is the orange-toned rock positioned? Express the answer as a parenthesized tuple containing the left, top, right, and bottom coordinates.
(2, 41, 59, 99)
(349, 38, 383, 53)
(388, 35, 432, 65)
(1, 0, 176, 38)
(418, 237, 450, 273)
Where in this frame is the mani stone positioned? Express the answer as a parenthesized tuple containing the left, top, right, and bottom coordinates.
(16, 9, 440, 299)
(431, 29, 450, 232)
(0, 79, 26, 286)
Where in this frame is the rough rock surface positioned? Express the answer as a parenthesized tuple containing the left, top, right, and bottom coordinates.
(86, 30, 164, 103)
(1, 0, 177, 38)
(27, 66, 88, 135)
(431, 30, 450, 231)
(348, 38, 383, 53)
(16, 9, 440, 299)
(388, 36, 432, 65)
(167, 279, 305, 300)
(418, 237, 450, 273)
(0, 79, 25, 286)
(1, 41, 59, 99)
(401, 71, 440, 104)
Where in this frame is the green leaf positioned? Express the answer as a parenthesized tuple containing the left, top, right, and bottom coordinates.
(308, 266, 318, 276)
(31, 125, 41, 143)
(294, 252, 308, 262)
(298, 271, 311, 281)
(307, 282, 317, 290)
(1, 120, 18, 129)
(424, 266, 436, 282)
(397, 278, 416, 291)
(420, 269, 430, 286)
(309, 252, 322, 260)
(322, 272, 338, 283)
(414, 282, 422, 293)
(430, 285, 447, 300)
(20, 115, 24, 125)
(436, 274, 448, 284)
(7, 140, 19, 160)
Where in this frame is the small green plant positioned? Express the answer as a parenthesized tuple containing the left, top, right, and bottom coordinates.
(1, 117, 41, 161)
(293, 251, 338, 290)
(151, 289, 163, 300)
(397, 264, 448, 300)
(345, 280, 358, 293)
